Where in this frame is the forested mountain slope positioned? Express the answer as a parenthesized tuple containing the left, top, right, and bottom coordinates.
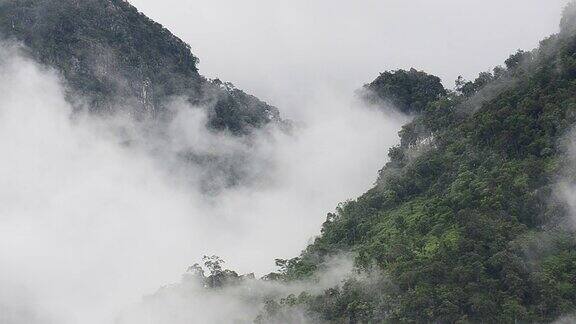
(257, 4, 576, 323)
(360, 68, 446, 115)
(0, 0, 280, 134)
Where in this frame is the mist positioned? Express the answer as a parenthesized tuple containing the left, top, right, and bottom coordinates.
(0, 41, 405, 323)
(129, 0, 568, 110)
(117, 254, 363, 324)
(1, 1, 572, 322)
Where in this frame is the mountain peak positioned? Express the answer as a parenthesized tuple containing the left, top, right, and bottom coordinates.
(360, 68, 446, 115)
(0, 0, 280, 133)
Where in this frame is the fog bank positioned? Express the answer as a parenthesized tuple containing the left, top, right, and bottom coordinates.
(0, 43, 405, 323)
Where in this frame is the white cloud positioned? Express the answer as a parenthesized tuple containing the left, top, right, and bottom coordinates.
(0, 43, 404, 323)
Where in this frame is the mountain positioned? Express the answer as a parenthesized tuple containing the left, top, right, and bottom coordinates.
(360, 68, 446, 115)
(3, 0, 576, 322)
(255, 5, 576, 323)
(0, 0, 280, 134)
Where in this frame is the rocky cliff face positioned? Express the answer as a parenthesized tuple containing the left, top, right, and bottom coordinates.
(0, 0, 281, 134)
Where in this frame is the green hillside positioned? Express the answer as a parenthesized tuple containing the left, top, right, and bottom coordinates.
(361, 68, 446, 115)
(259, 4, 576, 323)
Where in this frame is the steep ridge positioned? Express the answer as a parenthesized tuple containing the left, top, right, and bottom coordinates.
(0, 0, 280, 134)
(255, 4, 576, 323)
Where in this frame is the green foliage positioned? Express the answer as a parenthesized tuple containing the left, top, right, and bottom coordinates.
(0, 0, 280, 134)
(362, 68, 447, 115)
(274, 9, 576, 323)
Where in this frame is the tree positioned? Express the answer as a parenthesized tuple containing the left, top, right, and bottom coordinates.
(362, 68, 446, 114)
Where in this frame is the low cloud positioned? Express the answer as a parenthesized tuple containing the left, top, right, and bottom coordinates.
(117, 255, 358, 324)
(0, 43, 405, 323)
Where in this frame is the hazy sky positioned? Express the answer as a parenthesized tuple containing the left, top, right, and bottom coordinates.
(130, 0, 569, 113)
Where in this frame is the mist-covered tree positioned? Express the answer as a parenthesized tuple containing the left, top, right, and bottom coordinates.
(185, 255, 247, 289)
(361, 68, 446, 114)
(455, 71, 495, 97)
(561, 1, 576, 34)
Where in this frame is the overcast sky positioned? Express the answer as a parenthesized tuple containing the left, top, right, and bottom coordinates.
(129, 0, 568, 113)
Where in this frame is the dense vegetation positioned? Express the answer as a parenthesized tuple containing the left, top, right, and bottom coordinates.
(0, 0, 280, 133)
(361, 68, 447, 115)
(258, 5, 576, 323)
